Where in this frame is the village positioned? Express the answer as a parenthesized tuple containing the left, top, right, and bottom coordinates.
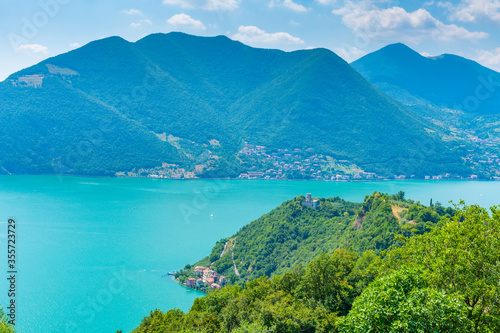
(117, 139, 500, 181)
(175, 265, 227, 293)
(237, 143, 378, 181)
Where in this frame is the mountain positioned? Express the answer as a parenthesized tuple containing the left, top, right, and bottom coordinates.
(351, 43, 500, 115)
(0, 33, 467, 177)
(177, 192, 453, 286)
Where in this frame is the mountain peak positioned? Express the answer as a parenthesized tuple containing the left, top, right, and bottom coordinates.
(136, 32, 234, 45)
(351, 42, 500, 114)
(370, 43, 424, 61)
(84, 35, 130, 48)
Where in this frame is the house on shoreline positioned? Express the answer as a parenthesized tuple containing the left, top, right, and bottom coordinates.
(186, 278, 196, 287)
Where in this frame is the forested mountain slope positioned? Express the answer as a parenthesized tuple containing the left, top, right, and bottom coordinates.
(0, 33, 466, 177)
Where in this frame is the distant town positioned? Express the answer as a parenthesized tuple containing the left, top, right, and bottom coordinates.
(116, 142, 498, 181)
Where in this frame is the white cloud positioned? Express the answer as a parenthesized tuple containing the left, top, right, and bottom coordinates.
(269, 0, 307, 12)
(167, 13, 206, 30)
(69, 42, 81, 49)
(130, 19, 153, 29)
(334, 45, 367, 62)
(439, 0, 500, 23)
(163, 0, 193, 8)
(233, 25, 304, 45)
(17, 44, 48, 55)
(122, 8, 143, 15)
(332, 1, 488, 42)
(476, 47, 500, 72)
(316, 0, 336, 4)
(205, 0, 239, 10)
(420, 51, 433, 57)
(163, 0, 239, 11)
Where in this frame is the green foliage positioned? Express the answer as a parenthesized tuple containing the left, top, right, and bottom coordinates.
(339, 268, 472, 333)
(187, 192, 451, 286)
(298, 250, 357, 315)
(132, 198, 500, 333)
(0, 307, 15, 333)
(134, 249, 373, 333)
(385, 202, 500, 332)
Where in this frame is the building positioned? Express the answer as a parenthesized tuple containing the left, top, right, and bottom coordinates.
(248, 171, 264, 178)
(186, 278, 196, 287)
(302, 193, 319, 209)
(211, 283, 222, 290)
(194, 266, 205, 275)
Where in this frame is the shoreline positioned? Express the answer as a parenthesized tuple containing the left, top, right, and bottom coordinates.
(0, 174, 497, 182)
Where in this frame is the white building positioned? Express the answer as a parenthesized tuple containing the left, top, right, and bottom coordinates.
(302, 193, 319, 209)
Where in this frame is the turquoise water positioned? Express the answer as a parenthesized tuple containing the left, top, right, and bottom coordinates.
(0, 176, 499, 332)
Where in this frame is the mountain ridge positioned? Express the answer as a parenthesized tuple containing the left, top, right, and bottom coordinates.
(0, 33, 468, 177)
(176, 191, 453, 286)
(351, 42, 500, 115)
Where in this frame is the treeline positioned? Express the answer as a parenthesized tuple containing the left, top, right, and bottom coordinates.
(132, 202, 500, 332)
(187, 192, 454, 285)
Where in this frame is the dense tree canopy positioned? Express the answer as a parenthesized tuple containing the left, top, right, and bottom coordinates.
(130, 195, 500, 333)
(385, 202, 500, 332)
(340, 268, 472, 333)
(179, 192, 452, 286)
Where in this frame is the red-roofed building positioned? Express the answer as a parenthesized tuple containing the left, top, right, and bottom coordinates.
(194, 266, 205, 275)
(186, 278, 196, 287)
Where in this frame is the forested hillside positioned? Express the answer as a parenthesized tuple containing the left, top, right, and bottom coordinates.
(131, 200, 500, 333)
(179, 192, 453, 286)
(351, 43, 500, 179)
(0, 33, 467, 177)
(351, 43, 500, 115)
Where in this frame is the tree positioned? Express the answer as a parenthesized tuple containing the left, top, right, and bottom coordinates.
(386, 202, 500, 332)
(396, 191, 405, 201)
(0, 307, 15, 333)
(299, 249, 358, 315)
(339, 268, 472, 333)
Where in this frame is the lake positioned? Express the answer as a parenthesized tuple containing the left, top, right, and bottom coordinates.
(0, 176, 499, 332)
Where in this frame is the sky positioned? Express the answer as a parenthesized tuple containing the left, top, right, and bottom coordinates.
(1, 0, 500, 81)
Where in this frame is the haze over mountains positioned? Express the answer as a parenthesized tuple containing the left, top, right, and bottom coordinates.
(0, 33, 481, 178)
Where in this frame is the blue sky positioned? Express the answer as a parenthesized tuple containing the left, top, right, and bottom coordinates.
(1, 0, 500, 81)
